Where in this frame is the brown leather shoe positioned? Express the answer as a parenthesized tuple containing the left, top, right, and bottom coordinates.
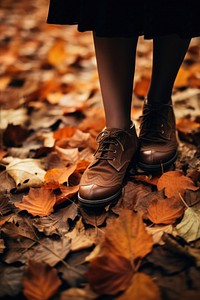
(78, 124, 138, 207)
(138, 100, 178, 172)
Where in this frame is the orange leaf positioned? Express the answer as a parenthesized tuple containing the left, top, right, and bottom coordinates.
(157, 171, 199, 200)
(22, 260, 61, 300)
(75, 159, 90, 172)
(53, 127, 76, 141)
(47, 39, 67, 66)
(146, 197, 185, 225)
(102, 210, 153, 261)
(134, 76, 150, 98)
(87, 253, 134, 295)
(176, 118, 200, 134)
(132, 174, 159, 186)
(118, 272, 161, 300)
(44, 165, 77, 184)
(14, 187, 56, 217)
(55, 185, 79, 205)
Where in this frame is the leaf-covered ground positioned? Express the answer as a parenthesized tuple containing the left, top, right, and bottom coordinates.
(0, 0, 200, 299)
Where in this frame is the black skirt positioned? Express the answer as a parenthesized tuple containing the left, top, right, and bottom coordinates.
(47, 0, 200, 39)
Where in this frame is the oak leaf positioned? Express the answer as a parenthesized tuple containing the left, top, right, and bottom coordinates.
(6, 158, 46, 190)
(175, 207, 200, 242)
(22, 260, 61, 300)
(146, 197, 184, 225)
(117, 272, 161, 300)
(87, 253, 134, 295)
(102, 210, 153, 261)
(14, 187, 56, 217)
(157, 171, 199, 200)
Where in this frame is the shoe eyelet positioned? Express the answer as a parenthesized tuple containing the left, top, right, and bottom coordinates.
(161, 130, 165, 134)
(113, 150, 117, 153)
(161, 124, 164, 128)
(113, 157, 116, 161)
(115, 142, 118, 146)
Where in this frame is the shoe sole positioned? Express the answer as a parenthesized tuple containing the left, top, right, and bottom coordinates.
(137, 151, 178, 173)
(78, 188, 122, 207)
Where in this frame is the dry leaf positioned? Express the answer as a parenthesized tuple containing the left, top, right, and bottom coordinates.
(33, 203, 78, 236)
(0, 265, 24, 297)
(117, 272, 161, 300)
(66, 218, 94, 251)
(3, 124, 29, 147)
(146, 225, 173, 245)
(0, 108, 28, 130)
(60, 286, 97, 300)
(6, 158, 46, 190)
(102, 210, 153, 262)
(175, 207, 200, 242)
(14, 187, 56, 217)
(0, 239, 6, 254)
(87, 253, 134, 295)
(146, 197, 184, 225)
(44, 165, 77, 184)
(48, 39, 67, 66)
(157, 171, 199, 200)
(22, 260, 61, 300)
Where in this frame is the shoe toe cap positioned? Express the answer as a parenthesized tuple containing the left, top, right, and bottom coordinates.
(78, 184, 121, 201)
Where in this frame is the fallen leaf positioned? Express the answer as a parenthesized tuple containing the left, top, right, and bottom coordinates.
(48, 39, 67, 66)
(146, 225, 173, 245)
(33, 203, 78, 236)
(14, 187, 56, 217)
(184, 188, 200, 207)
(0, 193, 12, 215)
(132, 174, 159, 186)
(0, 239, 6, 254)
(0, 108, 28, 130)
(66, 218, 95, 251)
(102, 210, 153, 262)
(117, 272, 161, 300)
(175, 207, 200, 242)
(87, 253, 134, 295)
(157, 171, 199, 200)
(0, 265, 24, 297)
(146, 197, 184, 225)
(1, 217, 37, 240)
(55, 184, 79, 206)
(134, 76, 150, 97)
(3, 124, 29, 147)
(6, 158, 46, 190)
(44, 165, 77, 184)
(60, 286, 97, 300)
(79, 206, 109, 227)
(22, 260, 61, 300)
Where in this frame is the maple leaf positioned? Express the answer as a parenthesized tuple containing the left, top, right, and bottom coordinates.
(157, 171, 199, 200)
(117, 272, 161, 300)
(22, 260, 61, 300)
(146, 197, 185, 225)
(86, 252, 134, 295)
(14, 187, 56, 217)
(44, 165, 77, 184)
(101, 210, 153, 262)
(6, 158, 46, 190)
(175, 207, 200, 242)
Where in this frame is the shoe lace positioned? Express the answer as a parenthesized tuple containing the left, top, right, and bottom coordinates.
(139, 105, 172, 142)
(94, 130, 124, 160)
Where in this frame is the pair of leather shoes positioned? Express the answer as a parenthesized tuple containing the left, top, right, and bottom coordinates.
(78, 100, 178, 207)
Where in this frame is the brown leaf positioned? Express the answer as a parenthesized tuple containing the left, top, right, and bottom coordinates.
(146, 197, 185, 225)
(14, 187, 56, 217)
(0, 193, 12, 215)
(60, 286, 97, 300)
(157, 171, 199, 200)
(3, 124, 29, 147)
(117, 272, 161, 300)
(131, 174, 159, 186)
(33, 203, 78, 236)
(0, 265, 24, 297)
(22, 260, 61, 300)
(102, 210, 153, 261)
(55, 185, 79, 206)
(0, 239, 6, 254)
(87, 253, 134, 295)
(1, 217, 36, 240)
(80, 206, 109, 227)
(44, 165, 77, 184)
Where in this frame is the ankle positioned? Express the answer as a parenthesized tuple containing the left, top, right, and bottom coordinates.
(145, 96, 172, 106)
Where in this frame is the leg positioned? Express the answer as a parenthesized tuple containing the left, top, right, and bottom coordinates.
(78, 35, 139, 206)
(93, 34, 138, 129)
(138, 34, 191, 172)
(147, 34, 191, 104)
